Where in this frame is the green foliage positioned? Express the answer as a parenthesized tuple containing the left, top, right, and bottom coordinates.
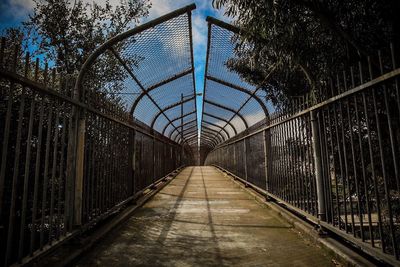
(24, 0, 151, 74)
(213, 0, 399, 105)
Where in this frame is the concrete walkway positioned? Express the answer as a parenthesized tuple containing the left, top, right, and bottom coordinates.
(74, 166, 335, 267)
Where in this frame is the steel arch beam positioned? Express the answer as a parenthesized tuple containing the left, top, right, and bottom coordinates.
(200, 127, 225, 143)
(200, 128, 224, 144)
(161, 111, 196, 135)
(206, 75, 269, 117)
(189, 134, 216, 146)
(75, 4, 197, 99)
(187, 131, 218, 145)
(168, 118, 197, 139)
(110, 48, 185, 137)
(175, 127, 223, 146)
(172, 125, 198, 142)
(202, 120, 231, 139)
(130, 69, 193, 115)
(200, 135, 219, 146)
(197, 139, 216, 148)
(150, 96, 195, 128)
(203, 112, 237, 135)
(204, 99, 248, 128)
(175, 126, 223, 144)
(199, 137, 217, 147)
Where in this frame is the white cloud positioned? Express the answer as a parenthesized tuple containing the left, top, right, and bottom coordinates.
(146, 0, 192, 20)
(5, 0, 35, 19)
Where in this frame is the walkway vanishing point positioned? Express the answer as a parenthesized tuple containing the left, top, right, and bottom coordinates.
(73, 167, 337, 267)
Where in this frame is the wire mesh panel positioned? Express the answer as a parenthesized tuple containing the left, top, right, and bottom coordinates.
(0, 47, 78, 265)
(204, 41, 400, 263)
(246, 132, 266, 190)
(79, 5, 198, 148)
(0, 6, 196, 266)
(82, 112, 132, 224)
(200, 18, 271, 148)
(317, 55, 400, 258)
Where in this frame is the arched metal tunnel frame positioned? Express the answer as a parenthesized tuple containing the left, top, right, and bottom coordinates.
(199, 17, 271, 149)
(75, 4, 199, 151)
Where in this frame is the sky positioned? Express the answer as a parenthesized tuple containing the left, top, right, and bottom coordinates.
(144, 0, 228, 136)
(0, 0, 230, 139)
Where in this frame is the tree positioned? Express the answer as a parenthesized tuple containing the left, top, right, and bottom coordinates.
(24, 0, 151, 74)
(213, 0, 399, 106)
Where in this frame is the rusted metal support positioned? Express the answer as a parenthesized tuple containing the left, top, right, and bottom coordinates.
(263, 129, 270, 192)
(150, 97, 194, 128)
(75, 3, 196, 98)
(310, 110, 326, 221)
(168, 118, 197, 139)
(132, 128, 136, 196)
(203, 112, 238, 135)
(74, 113, 86, 226)
(153, 135, 156, 183)
(200, 127, 224, 143)
(204, 99, 248, 128)
(130, 69, 193, 115)
(243, 139, 248, 184)
(206, 75, 269, 116)
(161, 111, 196, 135)
(110, 48, 182, 137)
(202, 120, 231, 139)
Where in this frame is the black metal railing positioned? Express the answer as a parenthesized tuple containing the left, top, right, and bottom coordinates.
(205, 43, 400, 265)
(0, 5, 196, 266)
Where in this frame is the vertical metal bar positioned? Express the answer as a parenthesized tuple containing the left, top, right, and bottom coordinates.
(243, 139, 248, 183)
(18, 53, 33, 261)
(153, 136, 156, 182)
(40, 103, 53, 249)
(132, 129, 136, 196)
(280, 123, 288, 202)
(0, 44, 18, 225)
(380, 51, 400, 194)
(57, 116, 67, 237)
(94, 117, 101, 217)
(341, 73, 356, 233)
(347, 67, 364, 240)
(49, 108, 60, 244)
(73, 113, 86, 226)
(5, 78, 27, 266)
(311, 110, 326, 221)
(30, 99, 44, 254)
(362, 86, 384, 249)
(276, 124, 284, 200)
(320, 109, 332, 223)
(326, 101, 340, 227)
(6, 51, 30, 264)
(332, 97, 347, 231)
(368, 56, 396, 256)
(296, 119, 304, 210)
(354, 93, 374, 245)
(263, 130, 269, 192)
(291, 119, 299, 208)
(306, 115, 314, 213)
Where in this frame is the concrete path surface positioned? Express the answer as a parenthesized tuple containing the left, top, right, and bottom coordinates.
(74, 166, 336, 267)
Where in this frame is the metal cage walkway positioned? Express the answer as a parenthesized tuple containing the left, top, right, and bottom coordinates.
(0, 3, 400, 267)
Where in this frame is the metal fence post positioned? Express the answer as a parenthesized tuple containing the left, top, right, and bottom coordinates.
(153, 135, 156, 183)
(131, 128, 136, 196)
(263, 129, 270, 193)
(233, 144, 237, 176)
(243, 139, 248, 185)
(71, 75, 86, 227)
(310, 110, 326, 221)
(73, 113, 86, 226)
